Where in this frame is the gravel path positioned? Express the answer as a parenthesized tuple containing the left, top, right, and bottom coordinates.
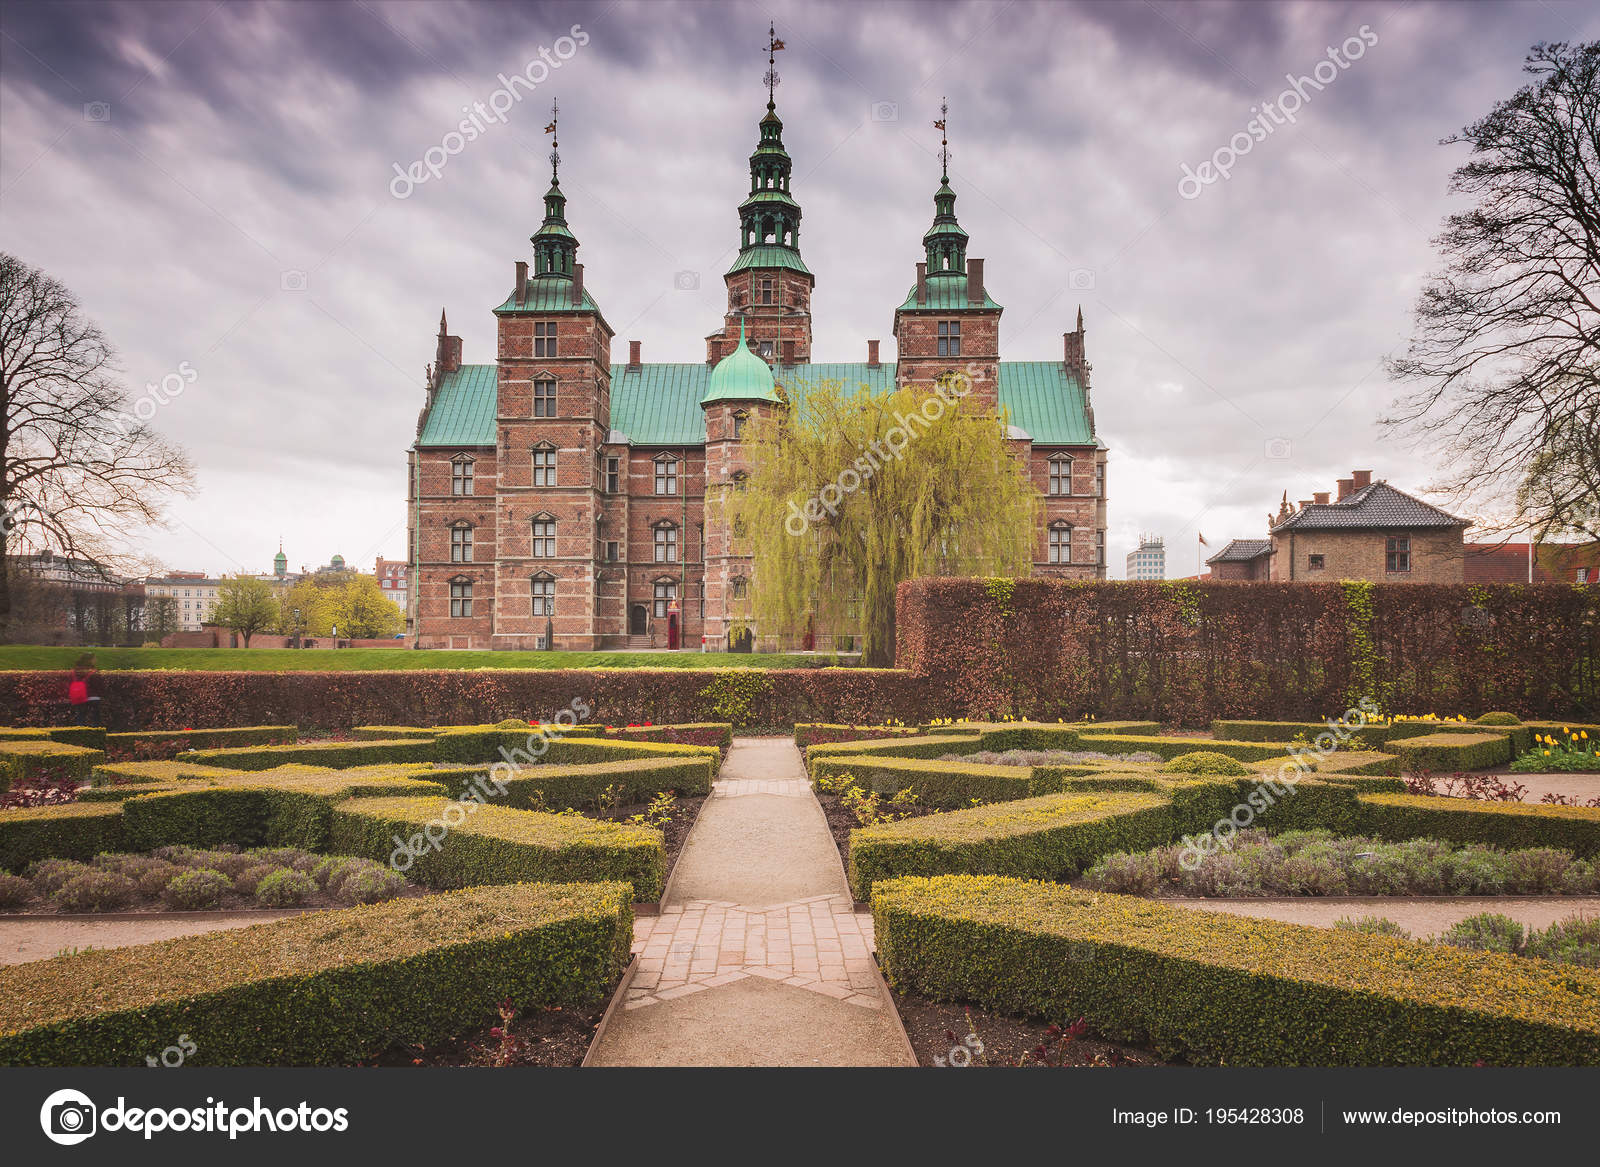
(1172, 896, 1600, 937)
(585, 737, 915, 1067)
(0, 911, 299, 966)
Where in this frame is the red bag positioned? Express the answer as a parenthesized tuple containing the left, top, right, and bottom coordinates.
(68, 679, 88, 704)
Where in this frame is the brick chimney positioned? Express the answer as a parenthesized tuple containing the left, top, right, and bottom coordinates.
(1299, 499, 1313, 510)
(706, 335, 721, 365)
(915, 262, 927, 305)
(571, 262, 584, 307)
(1336, 477, 1354, 501)
(628, 340, 641, 368)
(967, 258, 984, 305)
(514, 261, 527, 308)
(1313, 492, 1330, 505)
(867, 339, 880, 367)
(1351, 469, 1372, 489)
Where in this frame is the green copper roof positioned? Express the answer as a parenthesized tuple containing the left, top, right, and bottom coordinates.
(493, 277, 605, 316)
(701, 321, 781, 404)
(417, 364, 498, 447)
(897, 273, 1003, 311)
(726, 246, 813, 276)
(998, 362, 1093, 445)
(418, 359, 1092, 448)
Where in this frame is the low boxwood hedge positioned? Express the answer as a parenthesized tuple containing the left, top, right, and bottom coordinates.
(0, 881, 634, 1066)
(0, 803, 126, 870)
(0, 726, 107, 750)
(847, 791, 1174, 898)
(1386, 732, 1515, 773)
(428, 756, 713, 810)
(1355, 793, 1600, 857)
(873, 875, 1600, 1065)
(794, 723, 922, 748)
(1072, 733, 1291, 762)
(606, 723, 733, 750)
(91, 760, 244, 787)
(804, 734, 986, 773)
(329, 796, 665, 900)
(812, 755, 1050, 808)
(176, 739, 435, 770)
(107, 725, 298, 753)
(0, 740, 105, 786)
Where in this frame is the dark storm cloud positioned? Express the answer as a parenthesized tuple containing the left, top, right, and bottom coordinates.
(1, 0, 1595, 575)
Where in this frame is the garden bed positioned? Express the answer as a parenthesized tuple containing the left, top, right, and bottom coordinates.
(893, 991, 1174, 1068)
(361, 998, 611, 1068)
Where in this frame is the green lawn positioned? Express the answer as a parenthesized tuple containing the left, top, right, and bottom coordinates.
(0, 646, 857, 672)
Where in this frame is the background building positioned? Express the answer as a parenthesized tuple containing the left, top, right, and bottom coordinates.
(1125, 534, 1165, 580)
(144, 572, 222, 630)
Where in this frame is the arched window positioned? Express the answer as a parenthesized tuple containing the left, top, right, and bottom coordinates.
(1048, 522, 1073, 565)
(530, 572, 555, 617)
(1048, 455, 1074, 496)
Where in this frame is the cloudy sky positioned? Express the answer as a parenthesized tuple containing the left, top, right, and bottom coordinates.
(2, 0, 1594, 580)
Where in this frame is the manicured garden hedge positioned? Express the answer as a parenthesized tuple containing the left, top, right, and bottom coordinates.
(0, 882, 634, 1066)
(1385, 732, 1515, 773)
(847, 792, 1174, 898)
(175, 738, 435, 770)
(873, 875, 1600, 1065)
(812, 755, 1056, 808)
(106, 725, 298, 756)
(0, 740, 104, 788)
(329, 796, 665, 901)
(1073, 732, 1292, 763)
(896, 578, 1600, 724)
(427, 756, 714, 810)
(0, 726, 108, 749)
(0, 802, 127, 869)
(605, 722, 733, 750)
(795, 723, 922, 748)
(1354, 794, 1600, 857)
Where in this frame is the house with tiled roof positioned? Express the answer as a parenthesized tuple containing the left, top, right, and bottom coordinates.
(1262, 470, 1469, 582)
(406, 47, 1108, 651)
(1204, 538, 1273, 580)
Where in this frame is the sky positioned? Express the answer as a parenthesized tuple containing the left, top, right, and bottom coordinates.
(2, 0, 1594, 580)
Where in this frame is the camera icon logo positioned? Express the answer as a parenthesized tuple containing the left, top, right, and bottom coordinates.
(869, 100, 899, 122)
(1264, 437, 1293, 461)
(673, 270, 700, 291)
(280, 270, 308, 292)
(1068, 268, 1096, 291)
(83, 102, 112, 123)
(40, 1088, 97, 1145)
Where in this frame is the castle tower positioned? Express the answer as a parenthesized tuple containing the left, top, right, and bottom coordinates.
(490, 101, 614, 649)
(708, 24, 814, 368)
(701, 319, 783, 649)
(892, 99, 1001, 410)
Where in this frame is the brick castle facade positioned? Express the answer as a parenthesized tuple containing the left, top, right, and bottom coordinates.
(409, 57, 1108, 651)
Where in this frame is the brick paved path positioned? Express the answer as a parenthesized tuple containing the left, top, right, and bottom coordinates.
(585, 737, 914, 1066)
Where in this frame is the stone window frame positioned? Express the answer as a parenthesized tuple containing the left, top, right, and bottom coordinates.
(937, 319, 961, 357)
(532, 377, 558, 418)
(533, 321, 558, 358)
(732, 410, 748, 440)
(652, 576, 678, 618)
(653, 521, 679, 564)
(731, 575, 749, 600)
(654, 454, 679, 496)
(449, 576, 473, 618)
(450, 454, 475, 496)
(530, 513, 557, 559)
(449, 521, 474, 564)
(1047, 454, 1073, 496)
(1048, 521, 1072, 565)
(531, 441, 557, 487)
(530, 571, 556, 617)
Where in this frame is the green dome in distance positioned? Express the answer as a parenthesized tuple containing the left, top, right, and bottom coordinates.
(701, 319, 780, 405)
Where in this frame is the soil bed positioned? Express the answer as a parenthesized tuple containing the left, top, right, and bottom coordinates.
(893, 992, 1175, 1068)
(361, 999, 611, 1068)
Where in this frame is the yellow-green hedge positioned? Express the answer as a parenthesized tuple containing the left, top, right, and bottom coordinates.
(812, 755, 1050, 808)
(1074, 732, 1291, 762)
(176, 738, 434, 770)
(1355, 793, 1600, 857)
(873, 875, 1600, 1065)
(329, 796, 665, 900)
(847, 792, 1174, 898)
(0, 802, 126, 870)
(427, 756, 712, 810)
(0, 882, 633, 1065)
(1386, 732, 1514, 773)
(0, 740, 105, 787)
(0, 726, 107, 750)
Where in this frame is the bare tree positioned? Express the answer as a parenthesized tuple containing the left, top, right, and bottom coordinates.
(1386, 42, 1599, 543)
(0, 253, 196, 640)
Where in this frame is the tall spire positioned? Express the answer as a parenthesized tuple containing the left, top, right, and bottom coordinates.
(923, 97, 968, 276)
(729, 23, 806, 274)
(531, 98, 578, 278)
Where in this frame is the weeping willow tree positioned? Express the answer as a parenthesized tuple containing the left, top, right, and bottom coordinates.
(731, 377, 1037, 666)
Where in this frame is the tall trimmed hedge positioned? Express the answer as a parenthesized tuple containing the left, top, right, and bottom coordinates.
(896, 578, 1599, 724)
(873, 876, 1600, 1065)
(0, 882, 633, 1066)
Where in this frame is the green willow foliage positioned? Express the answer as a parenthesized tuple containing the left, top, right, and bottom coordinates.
(732, 379, 1037, 665)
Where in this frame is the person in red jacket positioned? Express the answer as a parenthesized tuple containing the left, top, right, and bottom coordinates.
(67, 653, 102, 726)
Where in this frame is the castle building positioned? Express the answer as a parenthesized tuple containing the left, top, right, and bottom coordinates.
(408, 38, 1108, 650)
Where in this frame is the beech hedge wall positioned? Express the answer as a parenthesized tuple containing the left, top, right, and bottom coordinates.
(895, 578, 1598, 725)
